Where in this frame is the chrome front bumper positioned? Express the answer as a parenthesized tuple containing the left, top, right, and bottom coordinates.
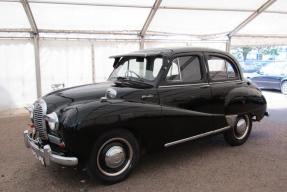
(23, 130, 78, 166)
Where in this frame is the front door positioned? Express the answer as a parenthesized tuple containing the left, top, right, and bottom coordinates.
(158, 53, 214, 142)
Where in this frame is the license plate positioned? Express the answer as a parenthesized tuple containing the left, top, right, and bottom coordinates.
(32, 150, 45, 166)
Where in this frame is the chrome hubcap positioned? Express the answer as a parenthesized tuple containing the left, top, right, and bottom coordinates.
(97, 138, 133, 177)
(234, 116, 249, 140)
(105, 146, 125, 169)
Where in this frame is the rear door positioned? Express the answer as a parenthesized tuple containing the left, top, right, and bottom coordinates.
(205, 52, 243, 115)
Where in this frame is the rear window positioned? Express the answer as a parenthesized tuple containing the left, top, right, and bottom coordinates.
(207, 56, 238, 81)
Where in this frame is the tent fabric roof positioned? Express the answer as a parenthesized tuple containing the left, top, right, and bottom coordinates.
(1, 0, 287, 42)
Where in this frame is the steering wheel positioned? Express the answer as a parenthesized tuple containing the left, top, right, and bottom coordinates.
(125, 70, 142, 79)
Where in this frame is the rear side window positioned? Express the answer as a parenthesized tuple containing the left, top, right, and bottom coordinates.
(166, 55, 202, 83)
(207, 56, 238, 81)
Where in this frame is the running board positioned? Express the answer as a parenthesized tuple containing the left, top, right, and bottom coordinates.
(164, 126, 230, 147)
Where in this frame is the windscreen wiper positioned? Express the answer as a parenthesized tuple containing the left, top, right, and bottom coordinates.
(116, 76, 153, 88)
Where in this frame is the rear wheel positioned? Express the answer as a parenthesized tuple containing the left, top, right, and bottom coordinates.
(88, 129, 140, 184)
(224, 115, 252, 146)
(281, 81, 287, 95)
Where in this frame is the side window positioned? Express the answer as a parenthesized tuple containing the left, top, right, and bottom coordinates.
(166, 60, 180, 81)
(207, 56, 238, 81)
(166, 55, 202, 83)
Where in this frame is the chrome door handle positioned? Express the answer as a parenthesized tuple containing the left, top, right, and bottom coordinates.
(199, 85, 210, 89)
(141, 94, 154, 99)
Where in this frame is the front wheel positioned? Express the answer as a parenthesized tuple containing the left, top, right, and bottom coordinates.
(281, 81, 287, 95)
(224, 115, 252, 146)
(88, 129, 140, 184)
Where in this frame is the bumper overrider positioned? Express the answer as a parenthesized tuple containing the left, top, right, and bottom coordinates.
(23, 130, 78, 166)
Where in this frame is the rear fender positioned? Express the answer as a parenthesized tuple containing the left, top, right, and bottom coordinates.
(224, 86, 267, 121)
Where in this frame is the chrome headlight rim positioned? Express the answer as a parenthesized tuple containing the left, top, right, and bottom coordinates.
(106, 88, 117, 99)
(44, 112, 59, 131)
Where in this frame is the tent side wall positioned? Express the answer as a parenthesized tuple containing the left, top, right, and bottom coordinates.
(0, 38, 230, 110)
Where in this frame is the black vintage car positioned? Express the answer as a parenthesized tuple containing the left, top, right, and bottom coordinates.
(24, 47, 267, 184)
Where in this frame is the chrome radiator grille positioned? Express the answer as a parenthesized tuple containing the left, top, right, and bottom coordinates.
(33, 99, 48, 140)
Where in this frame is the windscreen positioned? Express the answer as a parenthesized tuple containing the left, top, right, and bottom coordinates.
(109, 56, 163, 81)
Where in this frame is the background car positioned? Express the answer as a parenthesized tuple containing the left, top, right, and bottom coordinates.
(250, 62, 287, 94)
(240, 61, 270, 79)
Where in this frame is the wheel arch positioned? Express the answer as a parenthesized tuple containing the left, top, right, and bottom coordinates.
(281, 78, 287, 86)
(224, 86, 267, 121)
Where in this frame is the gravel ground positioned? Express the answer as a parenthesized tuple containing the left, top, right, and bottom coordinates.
(0, 91, 286, 192)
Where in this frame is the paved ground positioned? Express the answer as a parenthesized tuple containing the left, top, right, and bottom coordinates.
(0, 91, 286, 192)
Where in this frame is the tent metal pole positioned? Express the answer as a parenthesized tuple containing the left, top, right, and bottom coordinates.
(21, 0, 42, 97)
(226, 36, 231, 52)
(140, 0, 162, 38)
(91, 42, 96, 83)
(228, 0, 277, 37)
(33, 34, 42, 98)
(139, 36, 144, 50)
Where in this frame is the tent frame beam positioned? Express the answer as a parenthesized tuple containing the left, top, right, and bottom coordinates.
(140, 0, 162, 36)
(139, 0, 162, 49)
(2, 30, 287, 39)
(234, 34, 287, 38)
(228, 0, 277, 37)
(4, 0, 287, 14)
(20, 0, 38, 34)
(0, 29, 228, 38)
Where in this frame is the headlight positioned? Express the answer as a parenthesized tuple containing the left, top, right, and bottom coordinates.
(106, 88, 117, 99)
(44, 112, 59, 131)
(25, 104, 34, 119)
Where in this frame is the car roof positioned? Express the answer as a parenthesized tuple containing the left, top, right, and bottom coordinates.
(110, 47, 230, 58)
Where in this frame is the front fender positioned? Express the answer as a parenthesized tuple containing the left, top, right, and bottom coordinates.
(60, 100, 162, 162)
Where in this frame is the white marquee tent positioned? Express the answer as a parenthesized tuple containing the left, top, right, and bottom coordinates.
(0, 0, 287, 110)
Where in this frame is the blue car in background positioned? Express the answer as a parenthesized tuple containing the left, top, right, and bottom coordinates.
(239, 61, 269, 79)
(250, 62, 287, 94)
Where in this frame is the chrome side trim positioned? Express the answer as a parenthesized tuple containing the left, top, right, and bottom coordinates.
(159, 83, 208, 88)
(252, 80, 278, 84)
(164, 126, 230, 147)
(159, 80, 243, 88)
